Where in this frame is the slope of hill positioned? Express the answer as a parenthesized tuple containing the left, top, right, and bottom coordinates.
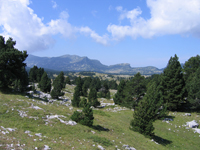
(25, 54, 163, 75)
(0, 86, 200, 150)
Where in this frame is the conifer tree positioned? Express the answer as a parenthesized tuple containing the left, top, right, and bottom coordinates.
(72, 86, 81, 107)
(113, 80, 126, 105)
(39, 72, 51, 93)
(82, 82, 88, 97)
(65, 76, 71, 85)
(159, 54, 185, 110)
(79, 97, 87, 107)
(130, 82, 166, 137)
(90, 78, 101, 91)
(59, 71, 65, 89)
(29, 66, 38, 82)
(36, 68, 44, 82)
(0, 36, 28, 89)
(80, 103, 94, 126)
(50, 72, 65, 99)
(187, 67, 200, 110)
(76, 76, 83, 96)
(71, 103, 94, 127)
(183, 55, 200, 99)
(183, 55, 200, 82)
(88, 88, 100, 107)
(124, 72, 146, 108)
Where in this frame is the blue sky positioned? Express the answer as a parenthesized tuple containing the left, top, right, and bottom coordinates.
(0, 0, 200, 69)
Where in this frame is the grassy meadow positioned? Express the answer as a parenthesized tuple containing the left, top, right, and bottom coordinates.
(0, 84, 200, 150)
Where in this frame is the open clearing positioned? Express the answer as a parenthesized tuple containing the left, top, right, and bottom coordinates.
(0, 85, 200, 150)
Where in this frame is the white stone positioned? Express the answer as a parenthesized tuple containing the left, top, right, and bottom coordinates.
(44, 145, 51, 150)
(35, 133, 42, 137)
(31, 105, 43, 110)
(25, 130, 31, 134)
(97, 145, 105, 150)
(186, 120, 199, 128)
(193, 128, 200, 134)
(185, 113, 191, 116)
(6, 128, 16, 132)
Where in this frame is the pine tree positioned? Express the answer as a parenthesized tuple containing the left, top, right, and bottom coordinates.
(183, 55, 200, 99)
(187, 67, 200, 110)
(71, 103, 94, 127)
(90, 77, 101, 91)
(13, 67, 29, 92)
(76, 76, 83, 96)
(65, 76, 71, 85)
(29, 66, 38, 82)
(130, 82, 166, 137)
(59, 71, 65, 89)
(99, 81, 110, 98)
(50, 72, 65, 99)
(79, 97, 87, 107)
(80, 103, 94, 126)
(0, 36, 28, 89)
(88, 88, 100, 107)
(183, 55, 200, 82)
(159, 54, 185, 110)
(124, 72, 146, 108)
(113, 80, 126, 105)
(72, 87, 81, 107)
(82, 82, 88, 97)
(36, 68, 44, 82)
(39, 72, 51, 93)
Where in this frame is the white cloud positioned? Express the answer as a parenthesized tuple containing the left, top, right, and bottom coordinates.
(0, 0, 108, 52)
(51, 0, 58, 9)
(79, 27, 109, 45)
(108, 0, 200, 40)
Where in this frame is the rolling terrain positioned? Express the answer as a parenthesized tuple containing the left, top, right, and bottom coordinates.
(0, 84, 199, 150)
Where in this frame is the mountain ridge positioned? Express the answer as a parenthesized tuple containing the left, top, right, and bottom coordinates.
(25, 54, 163, 75)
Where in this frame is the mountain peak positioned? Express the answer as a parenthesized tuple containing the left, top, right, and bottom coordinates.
(25, 54, 163, 75)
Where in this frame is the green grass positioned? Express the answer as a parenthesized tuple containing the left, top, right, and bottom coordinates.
(0, 87, 200, 150)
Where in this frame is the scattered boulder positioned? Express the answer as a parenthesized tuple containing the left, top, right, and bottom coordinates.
(101, 103, 115, 107)
(17, 110, 28, 118)
(193, 128, 200, 134)
(91, 130, 95, 134)
(122, 144, 136, 150)
(35, 133, 42, 137)
(97, 145, 105, 150)
(185, 113, 191, 116)
(25, 130, 31, 134)
(6, 128, 16, 132)
(44, 145, 51, 150)
(186, 120, 199, 128)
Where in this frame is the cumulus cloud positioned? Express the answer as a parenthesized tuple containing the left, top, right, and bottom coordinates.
(0, 0, 108, 52)
(108, 0, 200, 40)
(51, 0, 58, 9)
(79, 27, 109, 45)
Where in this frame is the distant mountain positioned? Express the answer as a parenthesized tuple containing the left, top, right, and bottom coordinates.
(25, 54, 163, 75)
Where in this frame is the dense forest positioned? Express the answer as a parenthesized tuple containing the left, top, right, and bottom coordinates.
(1, 35, 200, 138)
